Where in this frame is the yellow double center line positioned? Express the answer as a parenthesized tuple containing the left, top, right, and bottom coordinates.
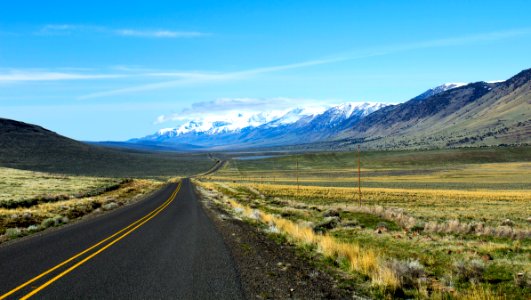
(0, 181, 181, 300)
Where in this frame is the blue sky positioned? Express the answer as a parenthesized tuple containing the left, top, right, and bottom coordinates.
(1, 0, 530, 140)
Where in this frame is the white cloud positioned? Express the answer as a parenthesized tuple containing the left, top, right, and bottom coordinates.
(77, 60, 344, 99)
(115, 29, 206, 38)
(36, 24, 208, 39)
(79, 28, 531, 99)
(78, 72, 238, 99)
(0, 69, 218, 83)
(0, 71, 126, 82)
(153, 97, 331, 124)
(41, 24, 74, 31)
(37, 24, 104, 35)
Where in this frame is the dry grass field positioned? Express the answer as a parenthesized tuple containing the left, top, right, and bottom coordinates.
(0, 167, 122, 205)
(0, 167, 162, 241)
(198, 147, 531, 299)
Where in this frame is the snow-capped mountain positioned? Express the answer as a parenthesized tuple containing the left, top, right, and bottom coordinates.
(308, 102, 387, 130)
(120, 69, 531, 150)
(145, 106, 328, 141)
(132, 102, 387, 148)
(130, 81, 486, 149)
(413, 82, 468, 101)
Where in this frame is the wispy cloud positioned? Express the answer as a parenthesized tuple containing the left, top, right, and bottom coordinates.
(36, 24, 208, 39)
(37, 24, 104, 36)
(0, 68, 215, 83)
(115, 29, 206, 38)
(154, 97, 331, 124)
(0, 70, 126, 82)
(77, 59, 346, 99)
(79, 28, 531, 99)
(78, 72, 240, 99)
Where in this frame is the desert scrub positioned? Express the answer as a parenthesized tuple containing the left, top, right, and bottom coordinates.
(211, 151, 531, 190)
(0, 167, 123, 207)
(218, 183, 530, 229)
(0, 179, 162, 241)
(198, 180, 531, 299)
(196, 181, 420, 297)
(198, 183, 401, 293)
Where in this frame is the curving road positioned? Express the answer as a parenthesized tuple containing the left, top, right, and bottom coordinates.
(0, 179, 244, 299)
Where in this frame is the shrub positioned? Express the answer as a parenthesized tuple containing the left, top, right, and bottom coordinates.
(40, 215, 68, 228)
(233, 207, 244, 215)
(313, 217, 340, 233)
(41, 218, 56, 228)
(454, 259, 485, 283)
(266, 223, 280, 234)
(323, 209, 340, 217)
(102, 202, 119, 211)
(56, 215, 69, 224)
(341, 219, 359, 227)
(495, 225, 514, 238)
(27, 225, 40, 232)
(5, 227, 22, 238)
(388, 259, 425, 288)
(501, 219, 514, 227)
(410, 221, 425, 233)
(249, 209, 261, 220)
(514, 272, 530, 288)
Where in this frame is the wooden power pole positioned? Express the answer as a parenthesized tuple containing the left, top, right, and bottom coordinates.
(296, 155, 300, 197)
(358, 145, 362, 206)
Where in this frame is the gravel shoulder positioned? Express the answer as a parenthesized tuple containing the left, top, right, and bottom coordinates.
(194, 183, 360, 299)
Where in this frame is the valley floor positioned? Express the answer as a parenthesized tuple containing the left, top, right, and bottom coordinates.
(1, 147, 529, 299)
(198, 147, 531, 299)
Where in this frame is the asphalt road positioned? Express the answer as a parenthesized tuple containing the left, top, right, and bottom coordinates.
(195, 159, 227, 177)
(0, 179, 244, 299)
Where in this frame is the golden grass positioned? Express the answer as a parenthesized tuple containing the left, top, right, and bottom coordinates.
(206, 184, 400, 291)
(459, 284, 506, 300)
(0, 179, 162, 238)
(212, 162, 531, 186)
(228, 183, 530, 228)
(0, 167, 121, 204)
(199, 159, 531, 298)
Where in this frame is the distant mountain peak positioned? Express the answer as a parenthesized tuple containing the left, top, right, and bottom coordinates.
(413, 82, 468, 101)
(324, 102, 387, 119)
(141, 106, 330, 140)
(442, 82, 468, 88)
(134, 101, 387, 145)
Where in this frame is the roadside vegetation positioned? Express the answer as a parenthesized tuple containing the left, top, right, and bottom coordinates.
(0, 167, 163, 242)
(198, 146, 531, 299)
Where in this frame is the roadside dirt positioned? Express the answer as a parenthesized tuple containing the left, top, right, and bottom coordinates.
(196, 185, 359, 299)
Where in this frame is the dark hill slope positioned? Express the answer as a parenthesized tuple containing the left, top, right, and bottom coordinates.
(334, 68, 531, 149)
(340, 81, 494, 136)
(0, 118, 212, 177)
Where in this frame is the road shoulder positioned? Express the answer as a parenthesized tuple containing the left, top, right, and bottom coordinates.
(194, 182, 356, 299)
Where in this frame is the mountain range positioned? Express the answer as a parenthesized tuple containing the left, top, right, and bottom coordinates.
(131, 102, 387, 149)
(129, 67, 530, 150)
(330, 68, 530, 149)
(1, 68, 529, 157)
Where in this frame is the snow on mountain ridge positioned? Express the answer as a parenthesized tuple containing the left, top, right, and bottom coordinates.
(413, 82, 469, 101)
(150, 106, 327, 138)
(325, 102, 388, 120)
(146, 102, 385, 140)
(441, 82, 467, 88)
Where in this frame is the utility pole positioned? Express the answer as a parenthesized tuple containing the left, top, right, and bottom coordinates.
(296, 155, 300, 197)
(358, 145, 362, 206)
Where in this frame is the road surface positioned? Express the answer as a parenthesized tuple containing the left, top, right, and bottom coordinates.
(195, 159, 227, 177)
(0, 179, 244, 299)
